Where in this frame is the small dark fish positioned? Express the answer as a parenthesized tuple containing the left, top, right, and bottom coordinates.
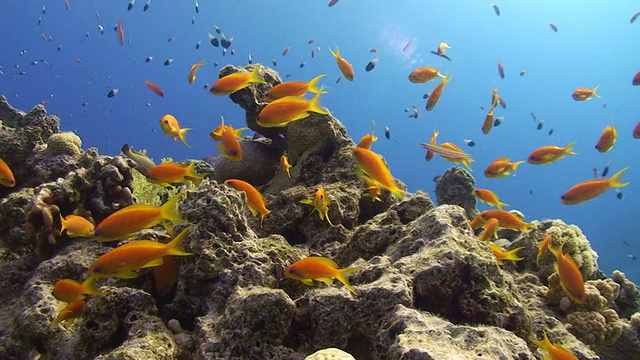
(203, 84, 208, 89)
(221, 37, 231, 49)
(222, 48, 227, 56)
(402, 39, 413, 52)
(42, 5, 46, 14)
(430, 51, 451, 61)
(195, 0, 199, 13)
(299, 62, 306, 68)
(128, 0, 135, 11)
(549, 23, 558, 32)
(191, 17, 195, 25)
(520, 70, 527, 76)
(365, 58, 378, 72)
(529, 190, 534, 195)
(38, 17, 42, 25)
(209, 34, 219, 47)
(530, 112, 537, 122)
(498, 97, 507, 109)
(57, 44, 63, 51)
(601, 161, 611, 177)
(433, 175, 442, 183)
(463, 139, 475, 147)
(328, 0, 340, 7)
(422, 93, 430, 99)
(282, 46, 291, 56)
(230, 49, 235, 56)
(336, 75, 342, 83)
(493, 117, 503, 127)
(497, 61, 505, 79)
(537, 120, 544, 130)
(144, 0, 150, 11)
(616, 189, 623, 200)
(30, 61, 39, 65)
(593, 168, 599, 178)
(167, 36, 175, 42)
(272, 59, 277, 66)
(370, 48, 377, 53)
(224, 37, 233, 49)
(107, 88, 118, 98)
(195, 41, 201, 50)
(491, 3, 500, 16)
(17, 71, 26, 76)
(248, 54, 253, 64)
(164, 58, 173, 66)
(384, 126, 390, 139)
(145, 56, 153, 63)
(629, 254, 636, 260)
(308, 38, 316, 44)
(213, 61, 218, 67)
(285, 74, 291, 78)
(548, 128, 554, 135)
(311, 49, 315, 58)
(631, 12, 640, 24)
(215, 25, 221, 34)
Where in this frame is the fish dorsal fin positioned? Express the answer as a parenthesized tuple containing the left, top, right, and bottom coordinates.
(496, 157, 511, 162)
(123, 203, 156, 211)
(310, 256, 339, 269)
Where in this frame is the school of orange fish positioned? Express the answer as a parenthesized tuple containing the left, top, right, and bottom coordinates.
(4, 2, 640, 357)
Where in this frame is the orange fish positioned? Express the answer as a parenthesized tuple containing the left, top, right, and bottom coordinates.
(530, 331, 578, 360)
(424, 129, 439, 162)
(188, 59, 206, 85)
(0, 156, 16, 187)
(469, 214, 485, 229)
(153, 255, 180, 296)
(633, 71, 640, 86)
(528, 142, 577, 165)
(484, 157, 524, 178)
(549, 241, 585, 304)
(89, 227, 193, 279)
(210, 116, 248, 141)
(300, 186, 335, 226)
(408, 67, 445, 83)
(561, 167, 629, 205)
(537, 233, 552, 265)
(59, 214, 95, 237)
(352, 147, 406, 199)
(146, 161, 205, 186)
(491, 89, 499, 109)
(264, 74, 327, 101)
(116, 20, 125, 46)
(210, 65, 265, 95)
(357, 123, 378, 150)
(329, 46, 355, 81)
(489, 243, 524, 265)
(257, 93, 328, 128)
(143, 80, 165, 97)
(282, 45, 291, 56)
(595, 125, 617, 153)
(224, 179, 271, 225)
(473, 189, 508, 209)
(478, 218, 499, 242)
(426, 75, 452, 111)
(478, 209, 534, 233)
(51, 300, 85, 327)
(53, 277, 102, 303)
(93, 192, 186, 241)
(160, 114, 191, 148)
(285, 256, 360, 295)
(280, 154, 292, 177)
(217, 124, 244, 161)
(633, 120, 640, 139)
(572, 85, 600, 101)
(482, 108, 495, 134)
(362, 177, 382, 201)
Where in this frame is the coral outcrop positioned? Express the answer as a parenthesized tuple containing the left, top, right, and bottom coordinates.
(0, 65, 639, 360)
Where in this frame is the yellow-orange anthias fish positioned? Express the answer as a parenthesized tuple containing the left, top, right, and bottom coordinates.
(595, 126, 617, 153)
(549, 242, 585, 304)
(160, 114, 191, 148)
(210, 116, 248, 141)
(153, 255, 180, 296)
(0, 156, 16, 187)
(329, 46, 354, 81)
(53, 277, 102, 303)
(478, 218, 499, 242)
(143, 80, 165, 97)
(528, 142, 577, 165)
(426, 75, 452, 111)
(424, 129, 439, 162)
(188, 59, 206, 85)
(572, 85, 600, 101)
(89, 227, 193, 279)
(481, 108, 495, 134)
(357, 132, 378, 150)
(408, 66, 445, 83)
(537, 233, 552, 265)
(93, 192, 186, 241)
(51, 299, 86, 327)
(280, 154, 292, 177)
(352, 147, 406, 199)
(300, 186, 335, 226)
(473, 189, 508, 209)
(59, 214, 95, 237)
(257, 93, 329, 128)
(285, 256, 360, 295)
(217, 125, 244, 161)
(362, 176, 382, 201)
(530, 330, 578, 360)
(478, 209, 534, 233)
(210, 65, 266, 95)
(488, 243, 524, 265)
(264, 74, 327, 101)
(484, 157, 524, 178)
(224, 179, 271, 225)
(146, 161, 205, 186)
(561, 167, 629, 205)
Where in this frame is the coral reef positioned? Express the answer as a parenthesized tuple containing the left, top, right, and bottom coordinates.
(1, 64, 639, 360)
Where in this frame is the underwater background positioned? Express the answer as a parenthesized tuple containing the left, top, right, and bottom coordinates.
(1, 0, 638, 288)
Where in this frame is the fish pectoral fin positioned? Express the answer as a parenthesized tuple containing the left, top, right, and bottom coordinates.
(289, 111, 311, 122)
(141, 258, 164, 268)
(300, 278, 315, 286)
(115, 271, 140, 279)
(247, 206, 259, 217)
(315, 277, 334, 285)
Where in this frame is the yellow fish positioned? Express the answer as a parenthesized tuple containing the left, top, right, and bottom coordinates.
(210, 65, 265, 95)
(51, 300, 86, 327)
(285, 256, 360, 295)
(257, 93, 328, 128)
(160, 114, 191, 148)
(224, 179, 271, 226)
(53, 277, 102, 303)
(280, 154, 292, 177)
(352, 147, 406, 199)
(188, 59, 206, 85)
(59, 214, 95, 237)
(300, 186, 335, 226)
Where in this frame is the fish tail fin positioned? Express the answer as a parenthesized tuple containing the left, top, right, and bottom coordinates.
(336, 266, 360, 295)
(308, 93, 329, 115)
(504, 247, 524, 261)
(179, 128, 192, 148)
(496, 201, 509, 210)
(462, 159, 473, 172)
(329, 46, 339, 59)
(530, 331, 553, 351)
(59, 214, 67, 233)
(249, 64, 266, 84)
(512, 160, 525, 173)
(307, 74, 327, 94)
(565, 141, 578, 155)
(81, 276, 105, 296)
(593, 85, 601, 98)
(186, 161, 205, 186)
(160, 192, 187, 223)
(609, 166, 630, 188)
(260, 209, 271, 227)
(234, 127, 249, 139)
(164, 226, 194, 256)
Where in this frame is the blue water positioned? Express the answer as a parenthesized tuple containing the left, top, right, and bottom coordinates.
(1, 1, 639, 283)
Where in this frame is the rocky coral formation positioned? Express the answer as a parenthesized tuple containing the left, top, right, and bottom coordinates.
(1, 65, 639, 360)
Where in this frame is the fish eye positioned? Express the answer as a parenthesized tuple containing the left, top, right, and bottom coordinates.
(560, 195, 566, 200)
(287, 268, 295, 273)
(92, 266, 101, 272)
